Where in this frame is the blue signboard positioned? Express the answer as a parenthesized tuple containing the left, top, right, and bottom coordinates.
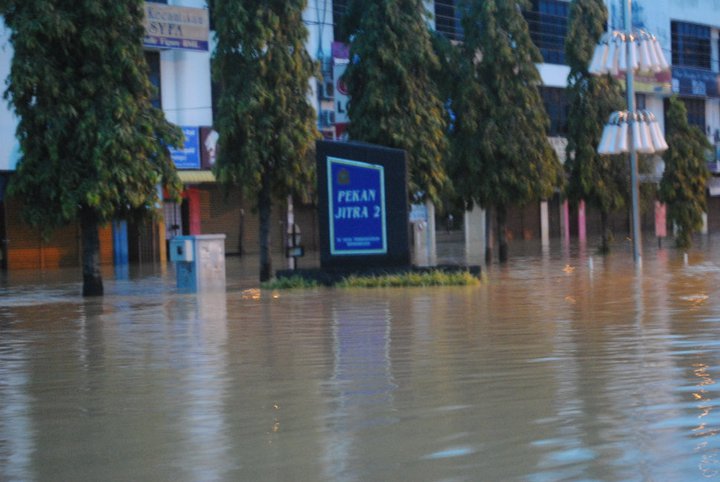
(328, 156, 387, 255)
(672, 67, 720, 98)
(170, 126, 201, 169)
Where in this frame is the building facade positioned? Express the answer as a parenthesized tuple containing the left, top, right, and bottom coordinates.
(2, 0, 720, 270)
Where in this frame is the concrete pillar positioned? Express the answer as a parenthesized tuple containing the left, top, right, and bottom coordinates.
(464, 203, 486, 265)
(578, 199, 587, 244)
(412, 200, 437, 267)
(560, 199, 570, 244)
(540, 200, 550, 247)
(702, 212, 709, 234)
(425, 200, 437, 266)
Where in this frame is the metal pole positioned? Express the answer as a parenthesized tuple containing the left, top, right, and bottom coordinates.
(625, 0, 642, 264)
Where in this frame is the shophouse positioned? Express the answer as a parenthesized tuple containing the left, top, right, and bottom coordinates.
(2, 0, 720, 271)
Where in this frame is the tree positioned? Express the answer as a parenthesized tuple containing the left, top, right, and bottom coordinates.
(659, 96, 711, 250)
(210, 0, 318, 282)
(453, 0, 563, 262)
(564, 0, 626, 254)
(341, 0, 449, 203)
(1, 0, 182, 296)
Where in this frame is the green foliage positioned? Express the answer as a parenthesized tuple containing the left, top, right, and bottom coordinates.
(450, 0, 563, 210)
(564, 0, 626, 252)
(210, 0, 319, 281)
(338, 270, 480, 288)
(564, 0, 626, 215)
(261, 275, 319, 290)
(342, 0, 449, 203)
(659, 96, 711, 250)
(210, 0, 318, 203)
(2, 0, 182, 233)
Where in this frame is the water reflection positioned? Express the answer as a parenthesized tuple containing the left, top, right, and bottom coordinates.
(321, 298, 395, 480)
(3, 240, 720, 479)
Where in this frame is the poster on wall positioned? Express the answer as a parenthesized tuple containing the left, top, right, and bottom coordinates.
(169, 126, 201, 169)
(327, 156, 387, 256)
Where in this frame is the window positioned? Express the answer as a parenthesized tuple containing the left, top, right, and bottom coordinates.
(665, 97, 706, 132)
(541, 87, 569, 136)
(333, 0, 349, 42)
(636, 93, 646, 110)
(525, 0, 569, 65)
(671, 21, 711, 69)
(435, 0, 463, 41)
(145, 51, 161, 109)
(683, 97, 706, 131)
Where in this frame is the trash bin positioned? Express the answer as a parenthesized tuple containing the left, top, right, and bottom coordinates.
(170, 234, 226, 292)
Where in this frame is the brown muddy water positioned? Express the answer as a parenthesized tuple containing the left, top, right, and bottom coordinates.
(3, 237, 720, 481)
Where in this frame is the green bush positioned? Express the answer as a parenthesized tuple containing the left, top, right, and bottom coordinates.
(337, 270, 480, 288)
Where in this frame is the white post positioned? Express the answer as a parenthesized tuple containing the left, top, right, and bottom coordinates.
(425, 200, 437, 266)
(464, 203, 486, 264)
(540, 200, 550, 247)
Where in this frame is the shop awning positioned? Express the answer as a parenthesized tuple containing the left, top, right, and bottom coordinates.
(177, 170, 216, 184)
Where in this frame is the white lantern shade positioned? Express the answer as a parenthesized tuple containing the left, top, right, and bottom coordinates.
(631, 119, 643, 151)
(617, 121, 630, 153)
(652, 39, 669, 71)
(638, 119, 654, 153)
(589, 43, 608, 74)
(618, 36, 628, 73)
(606, 40, 619, 75)
(650, 121, 669, 152)
(638, 39, 652, 73)
(598, 123, 617, 154)
(646, 36, 661, 72)
(628, 38, 639, 72)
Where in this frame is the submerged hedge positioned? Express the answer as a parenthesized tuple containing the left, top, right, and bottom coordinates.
(262, 270, 480, 289)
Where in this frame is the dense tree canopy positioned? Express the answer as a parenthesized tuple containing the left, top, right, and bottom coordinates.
(659, 96, 711, 250)
(210, 0, 318, 281)
(342, 0, 449, 203)
(452, 0, 562, 261)
(564, 0, 626, 253)
(2, 0, 182, 295)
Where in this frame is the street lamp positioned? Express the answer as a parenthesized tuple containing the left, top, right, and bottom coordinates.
(589, 0, 670, 264)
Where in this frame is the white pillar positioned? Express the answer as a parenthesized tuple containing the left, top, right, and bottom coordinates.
(540, 200, 550, 247)
(702, 212, 709, 235)
(425, 200, 437, 266)
(464, 203, 486, 265)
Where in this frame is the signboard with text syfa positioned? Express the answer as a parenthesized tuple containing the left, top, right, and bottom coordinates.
(143, 3, 209, 52)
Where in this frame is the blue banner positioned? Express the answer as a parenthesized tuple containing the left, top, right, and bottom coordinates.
(672, 67, 720, 98)
(328, 157, 387, 255)
(170, 126, 201, 169)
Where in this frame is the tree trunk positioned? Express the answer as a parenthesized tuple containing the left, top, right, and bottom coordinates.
(258, 177, 272, 282)
(599, 209, 610, 255)
(497, 204, 508, 263)
(80, 207, 103, 297)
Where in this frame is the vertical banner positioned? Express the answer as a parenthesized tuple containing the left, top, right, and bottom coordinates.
(328, 157, 387, 255)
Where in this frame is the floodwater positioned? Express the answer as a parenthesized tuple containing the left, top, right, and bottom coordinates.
(3, 237, 720, 481)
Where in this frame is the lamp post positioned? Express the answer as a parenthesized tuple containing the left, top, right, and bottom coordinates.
(624, 0, 641, 263)
(589, 0, 669, 264)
